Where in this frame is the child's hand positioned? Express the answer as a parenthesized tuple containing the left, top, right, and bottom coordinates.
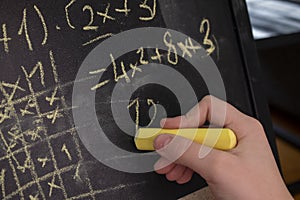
(154, 95, 292, 200)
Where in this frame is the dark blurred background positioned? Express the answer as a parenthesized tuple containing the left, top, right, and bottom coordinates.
(246, 0, 300, 199)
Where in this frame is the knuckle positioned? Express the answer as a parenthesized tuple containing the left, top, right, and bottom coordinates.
(203, 95, 213, 103)
(249, 118, 264, 131)
(246, 117, 266, 138)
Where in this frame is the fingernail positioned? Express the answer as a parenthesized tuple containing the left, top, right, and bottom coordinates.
(160, 118, 166, 127)
(154, 135, 173, 150)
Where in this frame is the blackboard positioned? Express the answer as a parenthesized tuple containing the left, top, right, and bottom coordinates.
(0, 0, 278, 199)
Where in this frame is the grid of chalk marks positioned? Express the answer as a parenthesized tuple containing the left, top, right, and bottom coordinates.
(0, 50, 141, 200)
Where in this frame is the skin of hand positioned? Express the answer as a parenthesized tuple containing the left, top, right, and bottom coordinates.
(153, 95, 293, 200)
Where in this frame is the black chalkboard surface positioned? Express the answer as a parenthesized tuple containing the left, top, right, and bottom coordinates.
(0, 0, 278, 199)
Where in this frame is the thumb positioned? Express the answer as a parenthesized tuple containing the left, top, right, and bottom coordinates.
(154, 134, 229, 179)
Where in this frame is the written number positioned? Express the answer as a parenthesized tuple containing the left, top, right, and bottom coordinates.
(200, 18, 215, 55)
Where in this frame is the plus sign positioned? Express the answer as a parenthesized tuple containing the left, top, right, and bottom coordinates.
(0, 24, 12, 53)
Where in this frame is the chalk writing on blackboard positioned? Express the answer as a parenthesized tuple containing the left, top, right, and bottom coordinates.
(64, 0, 158, 46)
(0, 24, 11, 53)
(97, 3, 115, 24)
(89, 24, 214, 91)
(37, 157, 49, 168)
(0, 1, 218, 199)
(61, 144, 72, 161)
(0, 49, 97, 199)
(115, 0, 131, 16)
(127, 98, 158, 132)
(18, 5, 48, 51)
(200, 18, 215, 55)
(0, 169, 5, 197)
(139, 0, 157, 21)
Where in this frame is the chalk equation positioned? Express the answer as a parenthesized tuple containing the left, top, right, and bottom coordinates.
(0, 0, 158, 54)
(0, 1, 218, 199)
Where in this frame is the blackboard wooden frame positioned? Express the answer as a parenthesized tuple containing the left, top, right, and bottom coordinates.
(229, 0, 279, 165)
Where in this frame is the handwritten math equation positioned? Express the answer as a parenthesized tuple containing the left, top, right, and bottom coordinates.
(90, 27, 217, 132)
(0, 1, 218, 199)
(0, 0, 158, 53)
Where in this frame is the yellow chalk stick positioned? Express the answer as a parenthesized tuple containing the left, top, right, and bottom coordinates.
(135, 128, 237, 151)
